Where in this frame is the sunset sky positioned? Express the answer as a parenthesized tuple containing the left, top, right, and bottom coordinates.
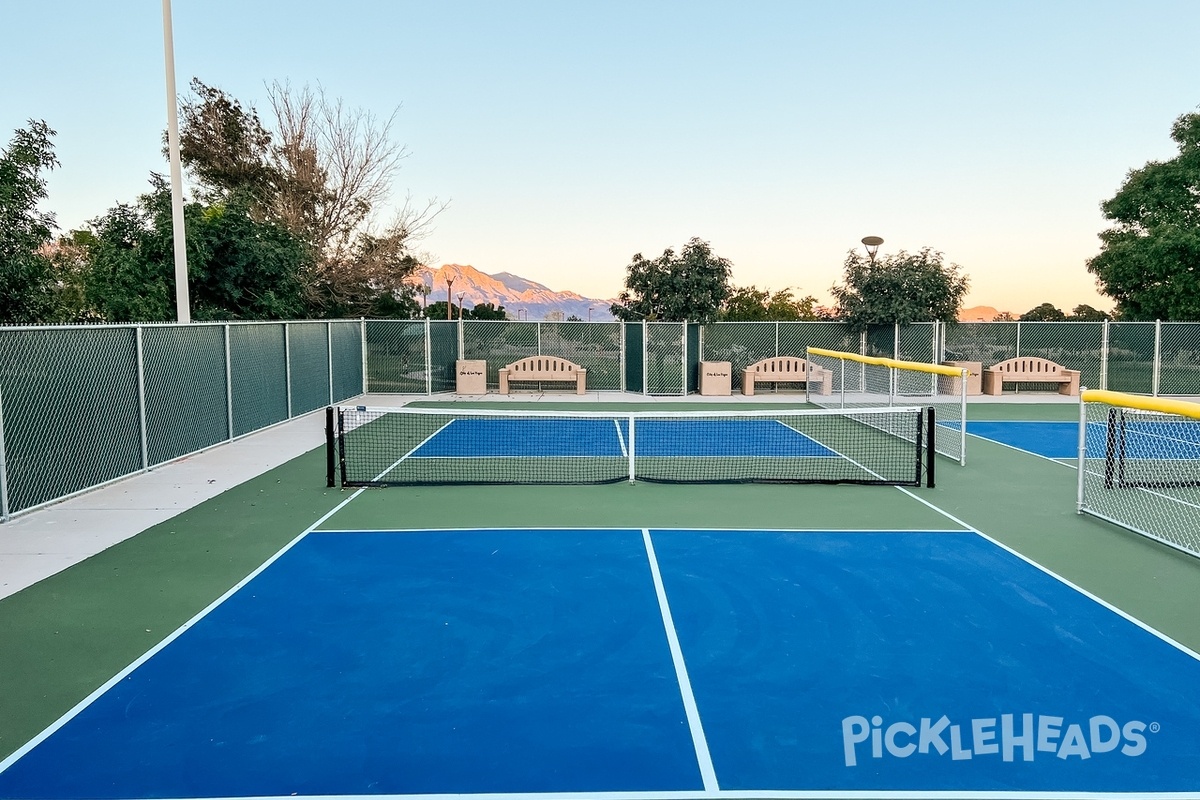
(3, 0, 1199, 314)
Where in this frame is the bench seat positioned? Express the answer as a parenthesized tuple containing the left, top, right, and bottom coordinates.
(982, 357, 1079, 396)
(498, 356, 586, 394)
(743, 357, 831, 396)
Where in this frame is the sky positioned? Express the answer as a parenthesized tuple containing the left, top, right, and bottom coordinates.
(3, 1, 1199, 314)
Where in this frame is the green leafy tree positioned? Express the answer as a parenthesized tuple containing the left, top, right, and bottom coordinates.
(423, 300, 460, 320)
(1020, 302, 1067, 321)
(1069, 304, 1110, 321)
(1087, 110, 1200, 320)
(467, 302, 507, 320)
(82, 177, 310, 321)
(0, 120, 58, 322)
(831, 247, 968, 331)
(611, 237, 732, 322)
(720, 285, 821, 321)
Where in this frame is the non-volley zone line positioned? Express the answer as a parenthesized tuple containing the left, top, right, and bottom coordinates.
(5, 527, 1200, 798)
(407, 416, 840, 459)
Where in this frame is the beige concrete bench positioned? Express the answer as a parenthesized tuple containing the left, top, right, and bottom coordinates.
(499, 356, 586, 394)
(743, 357, 832, 396)
(982, 357, 1080, 396)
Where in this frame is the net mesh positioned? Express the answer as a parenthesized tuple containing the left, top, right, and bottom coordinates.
(1079, 395, 1200, 558)
(805, 348, 966, 465)
(333, 405, 929, 487)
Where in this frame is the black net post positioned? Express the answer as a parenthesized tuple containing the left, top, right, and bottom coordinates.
(925, 406, 936, 488)
(325, 407, 336, 487)
(337, 408, 348, 488)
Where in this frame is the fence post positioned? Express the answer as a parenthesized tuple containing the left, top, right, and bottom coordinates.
(424, 318, 432, 395)
(284, 323, 293, 417)
(0, 379, 10, 522)
(620, 322, 626, 393)
(642, 320, 648, 396)
(680, 321, 688, 397)
(774, 321, 780, 357)
(136, 326, 148, 470)
(1015, 320, 1022, 358)
(1153, 319, 1162, 396)
(225, 324, 234, 439)
(327, 322, 334, 405)
(360, 318, 368, 395)
(1100, 319, 1109, 391)
(893, 323, 900, 360)
(458, 318, 465, 362)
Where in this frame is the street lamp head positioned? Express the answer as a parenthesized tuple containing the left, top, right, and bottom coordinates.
(861, 236, 884, 264)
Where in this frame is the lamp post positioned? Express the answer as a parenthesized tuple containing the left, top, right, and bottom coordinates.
(457, 291, 466, 320)
(587, 307, 593, 322)
(861, 236, 884, 265)
(446, 276, 455, 320)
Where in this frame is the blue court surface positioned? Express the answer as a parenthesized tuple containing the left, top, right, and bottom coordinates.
(3, 528, 1200, 799)
(954, 420, 1200, 461)
(414, 417, 839, 458)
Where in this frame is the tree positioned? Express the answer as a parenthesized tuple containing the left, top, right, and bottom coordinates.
(1070, 304, 1110, 321)
(0, 120, 58, 323)
(720, 285, 821, 321)
(1087, 110, 1200, 320)
(467, 302, 507, 320)
(1020, 302, 1067, 321)
(81, 177, 310, 321)
(176, 79, 442, 318)
(611, 237, 732, 322)
(830, 247, 968, 331)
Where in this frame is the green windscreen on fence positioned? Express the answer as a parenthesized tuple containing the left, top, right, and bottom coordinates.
(143, 325, 228, 466)
(230, 323, 289, 437)
(0, 328, 142, 514)
(463, 321, 537, 389)
(288, 323, 332, 414)
(624, 322, 643, 393)
(1160, 323, 1200, 395)
(330, 322, 364, 402)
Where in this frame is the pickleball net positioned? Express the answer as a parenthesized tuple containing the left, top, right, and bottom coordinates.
(326, 405, 935, 488)
(804, 347, 968, 466)
(1077, 390, 1200, 559)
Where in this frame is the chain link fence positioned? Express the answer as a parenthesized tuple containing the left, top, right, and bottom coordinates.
(7, 317, 1200, 520)
(0, 321, 364, 520)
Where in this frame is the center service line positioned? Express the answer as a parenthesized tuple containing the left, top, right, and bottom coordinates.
(641, 528, 720, 794)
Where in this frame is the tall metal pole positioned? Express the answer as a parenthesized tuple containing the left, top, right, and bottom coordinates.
(162, 0, 190, 323)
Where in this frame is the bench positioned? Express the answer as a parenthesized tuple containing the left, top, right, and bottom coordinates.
(982, 357, 1080, 396)
(498, 356, 587, 395)
(742, 357, 832, 396)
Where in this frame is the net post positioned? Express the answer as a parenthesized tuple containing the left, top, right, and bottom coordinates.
(1104, 406, 1117, 490)
(1077, 390, 1087, 512)
(628, 415, 636, 483)
(325, 406, 336, 488)
(959, 368, 967, 466)
(337, 408, 348, 487)
(924, 407, 936, 488)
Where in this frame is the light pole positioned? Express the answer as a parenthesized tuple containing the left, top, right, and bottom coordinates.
(861, 236, 884, 265)
(162, 0, 190, 323)
(587, 307, 593, 322)
(446, 276, 455, 320)
(457, 291, 466, 320)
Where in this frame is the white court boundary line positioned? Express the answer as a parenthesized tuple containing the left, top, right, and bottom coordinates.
(641, 529, 719, 793)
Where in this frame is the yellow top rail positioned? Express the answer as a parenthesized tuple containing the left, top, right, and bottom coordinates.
(807, 347, 964, 378)
(1081, 389, 1200, 420)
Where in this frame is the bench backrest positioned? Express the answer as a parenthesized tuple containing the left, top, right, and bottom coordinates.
(504, 356, 582, 376)
(745, 357, 817, 376)
(989, 357, 1068, 375)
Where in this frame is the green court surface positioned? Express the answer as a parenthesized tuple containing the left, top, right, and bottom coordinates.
(2, 399, 1199, 773)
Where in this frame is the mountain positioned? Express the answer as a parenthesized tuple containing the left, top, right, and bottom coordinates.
(413, 264, 618, 321)
(958, 305, 1011, 322)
